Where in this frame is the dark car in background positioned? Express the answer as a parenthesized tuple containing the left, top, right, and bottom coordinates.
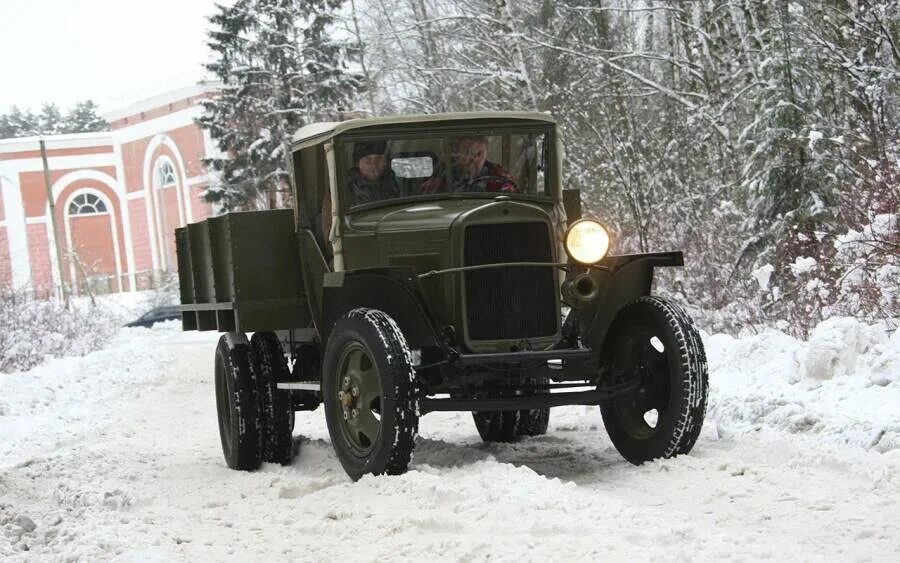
(124, 306, 182, 328)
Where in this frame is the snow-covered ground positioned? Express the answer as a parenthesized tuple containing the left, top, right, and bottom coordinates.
(1, 319, 898, 561)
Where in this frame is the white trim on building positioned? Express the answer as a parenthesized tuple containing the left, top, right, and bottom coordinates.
(0, 132, 113, 154)
(101, 82, 220, 122)
(111, 139, 137, 290)
(112, 106, 204, 145)
(0, 168, 32, 289)
(2, 153, 117, 174)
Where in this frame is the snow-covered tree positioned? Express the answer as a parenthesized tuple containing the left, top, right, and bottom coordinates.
(62, 100, 108, 133)
(199, 0, 363, 211)
(0, 106, 39, 138)
(0, 101, 107, 139)
(37, 103, 64, 135)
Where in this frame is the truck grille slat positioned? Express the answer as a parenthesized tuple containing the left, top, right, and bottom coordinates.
(464, 222, 557, 341)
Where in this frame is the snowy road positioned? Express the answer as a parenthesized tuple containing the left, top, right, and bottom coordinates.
(1, 324, 899, 561)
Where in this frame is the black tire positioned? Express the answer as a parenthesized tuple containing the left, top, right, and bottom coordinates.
(472, 410, 520, 442)
(322, 309, 419, 480)
(600, 296, 708, 464)
(214, 334, 263, 471)
(517, 377, 550, 437)
(250, 332, 295, 465)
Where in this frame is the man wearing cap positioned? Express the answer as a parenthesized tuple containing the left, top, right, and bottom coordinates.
(347, 140, 401, 205)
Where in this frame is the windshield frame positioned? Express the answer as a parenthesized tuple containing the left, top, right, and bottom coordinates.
(335, 124, 557, 214)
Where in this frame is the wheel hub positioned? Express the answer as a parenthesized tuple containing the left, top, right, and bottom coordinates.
(610, 329, 672, 437)
(338, 383, 360, 419)
(334, 344, 383, 455)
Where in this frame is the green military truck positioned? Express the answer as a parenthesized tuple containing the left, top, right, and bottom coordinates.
(176, 112, 708, 481)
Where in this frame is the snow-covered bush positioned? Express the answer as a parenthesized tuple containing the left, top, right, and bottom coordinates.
(733, 214, 899, 338)
(829, 214, 900, 321)
(0, 289, 120, 373)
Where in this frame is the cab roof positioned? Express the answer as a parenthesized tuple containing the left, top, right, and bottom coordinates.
(291, 111, 555, 150)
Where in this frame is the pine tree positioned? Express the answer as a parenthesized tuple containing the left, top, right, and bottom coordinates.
(38, 103, 64, 135)
(0, 106, 39, 138)
(0, 113, 12, 139)
(0, 101, 108, 139)
(63, 100, 108, 133)
(199, 0, 363, 211)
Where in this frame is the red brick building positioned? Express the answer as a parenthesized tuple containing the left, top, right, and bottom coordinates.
(0, 84, 218, 295)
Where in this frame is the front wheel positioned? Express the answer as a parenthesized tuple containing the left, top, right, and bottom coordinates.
(600, 296, 708, 464)
(322, 309, 419, 480)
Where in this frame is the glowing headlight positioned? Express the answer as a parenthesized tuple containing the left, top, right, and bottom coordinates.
(565, 219, 610, 264)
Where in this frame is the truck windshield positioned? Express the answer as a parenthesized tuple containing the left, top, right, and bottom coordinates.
(340, 130, 549, 208)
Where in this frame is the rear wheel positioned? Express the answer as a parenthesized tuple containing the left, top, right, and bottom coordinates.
(472, 409, 520, 443)
(214, 334, 263, 471)
(600, 296, 708, 464)
(250, 332, 295, 465)
(322, 309, 419, 480)
(517, 377, 550, 437)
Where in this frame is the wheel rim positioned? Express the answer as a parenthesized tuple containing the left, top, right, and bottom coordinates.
(611, 329, 672, 439)
(334, 342, 383, 456)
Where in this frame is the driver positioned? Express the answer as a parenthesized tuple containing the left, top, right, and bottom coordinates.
(421, 135, 516, 193)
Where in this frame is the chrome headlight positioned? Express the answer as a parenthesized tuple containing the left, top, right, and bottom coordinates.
(565, 219, 610, 264)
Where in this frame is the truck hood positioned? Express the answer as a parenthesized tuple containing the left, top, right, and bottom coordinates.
(348, 197, 551, 234)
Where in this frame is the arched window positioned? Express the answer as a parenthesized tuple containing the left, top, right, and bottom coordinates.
(68, 192, 107, 215)
(156, 160, 177, 188)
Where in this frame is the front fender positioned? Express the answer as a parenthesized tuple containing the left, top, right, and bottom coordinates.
(576, 252, 684, 358)
(322, 267, 441, 348)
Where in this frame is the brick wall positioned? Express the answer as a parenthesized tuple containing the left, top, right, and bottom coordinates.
(191, 184, 212, 222)
(26, 223, 52, 292)
(128, 197, 152, 273)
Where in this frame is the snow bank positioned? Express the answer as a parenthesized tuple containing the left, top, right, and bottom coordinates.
(0, 289, 176, 374)
(706, 317, 900, 453)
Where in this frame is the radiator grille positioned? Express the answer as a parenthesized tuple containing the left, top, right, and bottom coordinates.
(464, 222, 558, 341)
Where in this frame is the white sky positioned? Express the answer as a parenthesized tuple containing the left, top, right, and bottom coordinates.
(0, 0, 227, 114)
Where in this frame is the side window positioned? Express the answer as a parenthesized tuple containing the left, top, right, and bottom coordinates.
(509, 133, 547, 195)
(294, 145, 332, 256)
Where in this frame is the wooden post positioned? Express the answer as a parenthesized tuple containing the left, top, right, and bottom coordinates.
(39, 138, 69, 306)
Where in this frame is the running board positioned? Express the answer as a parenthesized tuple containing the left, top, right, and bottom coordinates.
(276, 382, 321, 391)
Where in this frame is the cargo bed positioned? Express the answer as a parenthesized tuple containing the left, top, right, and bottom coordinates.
(175, 209, 310, 333)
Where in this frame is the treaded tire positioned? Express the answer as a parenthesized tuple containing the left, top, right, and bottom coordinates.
(323, 309, 419, 480)
(250, 332, 295, 465)
(518, 377, 550, 437)
(600, 296, 708, 464)
(214, 334, 263, 471)
(473, 410, 520, 442)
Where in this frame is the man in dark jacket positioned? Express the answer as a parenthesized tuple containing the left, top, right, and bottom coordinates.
(421, 135, 517, 194)
(347, 140, 401, 205)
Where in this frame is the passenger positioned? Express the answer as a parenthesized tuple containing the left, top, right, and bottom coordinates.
(421, 135, 516, 193)
(347, 140, 401, 205)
